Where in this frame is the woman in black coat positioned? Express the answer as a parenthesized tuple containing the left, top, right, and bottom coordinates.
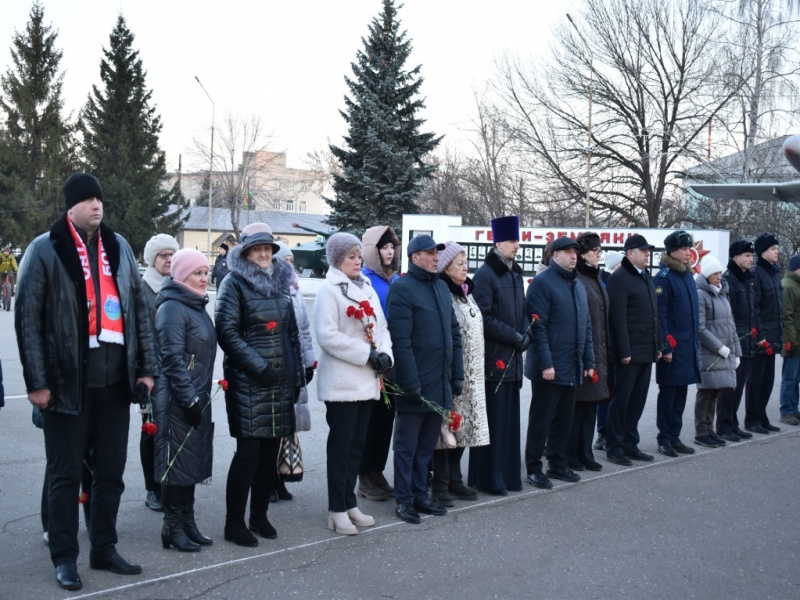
(153, 249, 216, 552)
(215, 223, 303, 547)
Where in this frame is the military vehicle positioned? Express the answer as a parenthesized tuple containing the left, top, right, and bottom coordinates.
(290, 222, 337, 277)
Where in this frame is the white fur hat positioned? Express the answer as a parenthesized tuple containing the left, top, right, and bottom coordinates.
(700, 255, 724, 280)
(143, 234, 179, 267)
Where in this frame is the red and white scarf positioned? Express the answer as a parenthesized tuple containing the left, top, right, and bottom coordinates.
(67, 218, 125, 348)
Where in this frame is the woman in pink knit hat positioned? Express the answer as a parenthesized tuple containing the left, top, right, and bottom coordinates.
(152, 249, 216, 552)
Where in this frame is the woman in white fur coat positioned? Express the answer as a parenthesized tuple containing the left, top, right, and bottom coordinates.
(313, 233, 393, 535)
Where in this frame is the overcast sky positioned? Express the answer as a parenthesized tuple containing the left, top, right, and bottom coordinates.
(3, 0, 579, 172)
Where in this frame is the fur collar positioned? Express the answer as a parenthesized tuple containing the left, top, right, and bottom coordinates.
(660, 253, 690, 274)
(484, 248, 522, 277)
(726, 259, 754, 281)
(440, 273, 474, 297)
(325, 265, 372, 289)
(620, 256, 644, 277)
(50, 213, 121, 288)
(576, 259, 600, 279)
(227, 244, 294, 297)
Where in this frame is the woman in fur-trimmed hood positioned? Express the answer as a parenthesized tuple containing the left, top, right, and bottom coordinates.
(215, 223, 303, 547)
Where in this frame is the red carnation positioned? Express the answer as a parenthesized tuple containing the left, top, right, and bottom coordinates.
(751, 327, 757, 338)
(218, 378, 229, 391)
(359, 300, 375, 317)
(449, 411, 463, 432)
(496, 359, 506, 370)
(266, 321, 277, 332)
(531, 313, 540, 322)
(78, 492, 89, 505)
(141, 421, 157, 435)
(666, 335, 677, 349)
(313, 361, 318, 369)
(591, 371, 599, 384)
(766, 345, 774, 356)
(346, 305, 356, 317)
(354, 308, 365, 320)
(786, 341, 792, 352)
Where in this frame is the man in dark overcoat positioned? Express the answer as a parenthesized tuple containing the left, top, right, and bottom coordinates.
(387, 235, 463, 524)
(15, 173, 158, 591)
(524, 237, 595, 489)
(717, 240, 757, 441)
(469, 215, 530, 495)
(655, 230, 701, 456)
(746, 232, 783, 433)
(604, 234, 662, 465)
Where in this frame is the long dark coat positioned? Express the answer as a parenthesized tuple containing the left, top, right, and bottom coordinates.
(386, 263, 464, 413)
(723, 260, 759, 357)
(576, 261, 611, 403)
(754, 256, 783, 347)
(215, 247, 303, 439)
(655, 254, 701, 386)
(472, 250, 527, 383)
(606, 256, 661, 364)
(525, 261, 594, 386)
(153, 278, 216, 485)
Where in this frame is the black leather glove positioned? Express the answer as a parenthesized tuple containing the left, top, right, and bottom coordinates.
(377, 352, 392, 374)
(515, 332, 531, 352)
(407, 388, 423, 404)
(184, 398, 203, 428)
(305, 367, 314, 384)
(260, 365, 281, 386)
(452, 379, 463, 396)
(367, 349, 382, 372)
(134, 381, 149, 409)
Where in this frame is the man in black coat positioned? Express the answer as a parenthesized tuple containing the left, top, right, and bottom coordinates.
(15, 173, 158, 591)
(211, 243, 230, 287)
(717, 240, 757, 441)
(746, 233, 783, 433)
(524, 237, 595, 489)
(387, 235, 463, 524)
(605, 234, 662, 465)
(469, 215, 530, 495)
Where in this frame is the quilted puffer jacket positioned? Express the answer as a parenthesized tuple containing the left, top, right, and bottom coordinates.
(215, 246, 303, 439)
(153, 278, 216, 485)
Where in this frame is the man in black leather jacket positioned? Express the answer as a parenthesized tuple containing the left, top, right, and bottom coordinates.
(15, 173, 158, 592)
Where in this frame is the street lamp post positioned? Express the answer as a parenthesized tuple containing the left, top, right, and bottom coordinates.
(567, 13, 593, 228)
(194, 76, 215, 260)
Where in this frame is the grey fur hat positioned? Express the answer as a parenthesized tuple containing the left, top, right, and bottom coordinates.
(326, 232, 362, 269)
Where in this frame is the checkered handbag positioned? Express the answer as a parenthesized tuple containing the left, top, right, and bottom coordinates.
(277, 433, 304, 482)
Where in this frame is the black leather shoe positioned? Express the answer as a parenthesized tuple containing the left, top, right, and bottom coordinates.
(607, 452, 632, 466)
(249, 515, 277, 539)
(395, 503, 421, 524)
(708, 433, 726, 446)
(733, 427, 752, 439)
(448, 483, 478, 501)
(567, 461, 586, 471)
(582, 460, 603, 471)
(546, 467, 581, 483)
(720, 432, 741, 443)
(145, 490, 163, 512)
(413, 498, 447, 516)
(763, 422, 781, 432)
(694, 435, 719, 448)
(89, 550, 142, 575)
(624, 447, 654, 462)
(672, 441, 695, 454)
(431, 490, 455, 507)
(592, 435, 606, 451)
(527, 473, 553, 489)
(745, 423, 769, 434)
(658, 444, 678, 457)
(55, 563, 82, 591)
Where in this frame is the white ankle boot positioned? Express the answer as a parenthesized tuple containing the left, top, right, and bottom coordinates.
(347, 506, 375, 527)
(328, 511, 358, 535)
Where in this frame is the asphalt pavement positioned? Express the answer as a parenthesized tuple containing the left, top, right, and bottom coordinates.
(0, 293, 798, 600)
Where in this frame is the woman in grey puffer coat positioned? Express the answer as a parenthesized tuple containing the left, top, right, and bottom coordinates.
(694, 256, 741, 448)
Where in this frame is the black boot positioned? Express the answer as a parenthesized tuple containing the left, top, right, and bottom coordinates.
(225, 462, 258, 547)
(161, 485, 200, 552)
(181, 485, 212, 546)
(274, 473, 293, 501)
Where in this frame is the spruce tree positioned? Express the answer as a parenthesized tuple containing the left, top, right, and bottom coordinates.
(328, 0, 440, 236)
(0, 1, 75, 246)
(79, 15, 181, 258)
